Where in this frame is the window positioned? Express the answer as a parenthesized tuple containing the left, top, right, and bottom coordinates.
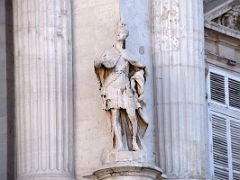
(208, 69, 240, 111)
(210, 72, 225, 104)
(208, 68, 240, 180)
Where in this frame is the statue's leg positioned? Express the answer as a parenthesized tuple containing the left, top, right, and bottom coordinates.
(126, 108, 140, 151)
(111, 109, 123, 150)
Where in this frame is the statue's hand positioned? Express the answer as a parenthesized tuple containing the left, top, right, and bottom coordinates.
(130, 79, 136, 93)
(94, 58, 101, 68)
(138, 95, 145, 106)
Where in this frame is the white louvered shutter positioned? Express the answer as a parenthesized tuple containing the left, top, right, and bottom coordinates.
(208, 68, 240, 179)
(210, 72, 226, 105)
(228, 78, 240, 109)
(230, 119, 240, 179)
(211, 114, 229, 180)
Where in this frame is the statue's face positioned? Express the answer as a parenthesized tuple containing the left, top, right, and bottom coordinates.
(116, 29, 129, 41)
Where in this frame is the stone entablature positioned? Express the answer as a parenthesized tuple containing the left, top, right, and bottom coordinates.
(205, 28, 240, 73)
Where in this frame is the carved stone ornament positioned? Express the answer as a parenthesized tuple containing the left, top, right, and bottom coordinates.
(94, 22, 148, 152)
(213, 4, 240, 31)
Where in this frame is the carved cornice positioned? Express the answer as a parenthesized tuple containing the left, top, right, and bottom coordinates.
(213, 4, 240, 31)
(205, 1, 240, 39)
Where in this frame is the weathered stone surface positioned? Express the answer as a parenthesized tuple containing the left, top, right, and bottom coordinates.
(2, 1, 236, 180)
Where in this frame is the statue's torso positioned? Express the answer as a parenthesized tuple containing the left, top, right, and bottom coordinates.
(100, 50, 139, 110)
(103, 56, 130, 89)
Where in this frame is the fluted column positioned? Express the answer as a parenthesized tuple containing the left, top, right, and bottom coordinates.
(153, 0, 206, 179)
(13, 0, 74, 179)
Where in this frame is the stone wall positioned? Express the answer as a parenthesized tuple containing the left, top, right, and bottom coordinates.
(72, 1, 119, 179)
(120, 0, 158, 164)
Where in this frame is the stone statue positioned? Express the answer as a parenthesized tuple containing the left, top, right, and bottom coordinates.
(94, 22, 148, 151)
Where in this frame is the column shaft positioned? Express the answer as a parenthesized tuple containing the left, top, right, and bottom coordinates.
(153, 0, 206, 178)
(13, 0, 74, 179)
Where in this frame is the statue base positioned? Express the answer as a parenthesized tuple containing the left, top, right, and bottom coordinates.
(101, 150, 148, 164)
(87, 150, 164, 180)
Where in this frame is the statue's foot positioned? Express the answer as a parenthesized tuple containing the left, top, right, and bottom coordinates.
(132, 141, 140, 151)
(114, 144, 124, 151)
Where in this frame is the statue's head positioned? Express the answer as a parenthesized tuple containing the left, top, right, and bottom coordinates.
(116, 22, 129, 41)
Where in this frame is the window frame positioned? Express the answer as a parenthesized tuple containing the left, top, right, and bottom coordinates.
(208, 67, 240, 112)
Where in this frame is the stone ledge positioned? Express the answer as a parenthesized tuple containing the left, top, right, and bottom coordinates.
(17, 174, 75, 180)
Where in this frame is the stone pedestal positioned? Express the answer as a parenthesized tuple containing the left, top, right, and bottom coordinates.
(90, 151, 163, 180)
(93, 163, 162, 180)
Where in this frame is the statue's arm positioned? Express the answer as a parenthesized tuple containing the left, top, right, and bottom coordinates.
(94, 58, 102, 69)
(94, 55, 119, 69)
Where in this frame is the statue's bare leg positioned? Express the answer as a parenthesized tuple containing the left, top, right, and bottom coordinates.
(126, 108, 140, 151)
(111, 109, 123, 150)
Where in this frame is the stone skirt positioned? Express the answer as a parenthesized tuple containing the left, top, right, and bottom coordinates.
(100, 86, 140, 110)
